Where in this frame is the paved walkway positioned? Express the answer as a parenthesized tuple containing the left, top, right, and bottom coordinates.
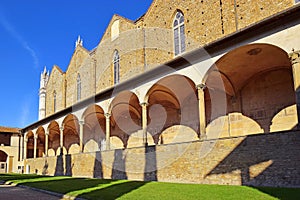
(0, 183, 61, 200)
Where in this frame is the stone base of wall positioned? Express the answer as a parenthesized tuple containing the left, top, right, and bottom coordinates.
(25, 130, 300, 188)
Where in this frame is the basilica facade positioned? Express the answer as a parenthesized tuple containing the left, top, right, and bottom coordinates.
(1, 0, 300, 187)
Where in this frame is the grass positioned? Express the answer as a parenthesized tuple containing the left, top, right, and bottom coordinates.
(1, 173, 300, 200)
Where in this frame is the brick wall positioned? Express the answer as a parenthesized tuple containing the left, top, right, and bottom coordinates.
(44, 0, 294, 116)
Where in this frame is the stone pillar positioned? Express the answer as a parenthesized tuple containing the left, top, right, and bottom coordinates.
(79, 120, 84, 153)
(24, 137, 27, 160)
(20, 135, 23, 161)
(33, 135, 37, 159)
(291, 51, 300, 129)
(197, 84, 207, 139)
(45, 130, 49, 157)
(141, 102, 148, 146)
(60, 125, 64, 155)
(105, 113, 111, 150)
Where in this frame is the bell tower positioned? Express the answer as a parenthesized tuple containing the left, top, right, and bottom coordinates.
(39, 66, 49, 120)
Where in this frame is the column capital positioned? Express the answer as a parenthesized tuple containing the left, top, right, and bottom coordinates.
(104, 113, 111, 118)
(34, 135, 38, 140)
(24, 138, 28, 143)
(196, 83, 206, 90)
(79, 120, 85, 125)
(60, 125, 64, 131)
(140, 102, 149, 107)
(45, 130, 49, 136)
(290, 50, 300, 65)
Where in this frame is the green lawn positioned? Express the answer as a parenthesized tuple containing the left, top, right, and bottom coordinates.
(0, 174, 299, 200)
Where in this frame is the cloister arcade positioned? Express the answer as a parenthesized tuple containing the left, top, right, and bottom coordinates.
(23, 43, 300, 159)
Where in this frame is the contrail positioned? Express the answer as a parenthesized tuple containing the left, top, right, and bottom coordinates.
(0, 9, 39, 69)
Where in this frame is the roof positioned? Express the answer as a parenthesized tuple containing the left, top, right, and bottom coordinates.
(0, 126, 20, 134)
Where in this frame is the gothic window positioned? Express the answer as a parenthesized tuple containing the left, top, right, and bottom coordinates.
(53, 90, 57, 112)
(77, 74, 81, 101)
(173, 11, 186, 56)
(113, 50, 120, 84)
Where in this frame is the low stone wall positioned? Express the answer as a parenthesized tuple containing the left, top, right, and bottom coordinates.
(25, 130, 300, 187)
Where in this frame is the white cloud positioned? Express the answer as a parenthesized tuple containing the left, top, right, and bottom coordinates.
(0, 10, 39, 69)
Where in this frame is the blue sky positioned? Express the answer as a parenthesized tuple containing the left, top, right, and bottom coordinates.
(0, 0, 153, 128)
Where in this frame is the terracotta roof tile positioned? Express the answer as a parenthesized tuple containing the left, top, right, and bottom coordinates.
(0, 126, 20, 133)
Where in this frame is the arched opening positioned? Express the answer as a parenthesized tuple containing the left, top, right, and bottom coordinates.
(82, 104, 106, 152)
(146, 74, 198, 144)
(62, 114, 80, 154)
(204, 43, 296, 137)
(36, 127, 46, 157)
(110, 136, 124, 149)
(48, 121, 60, 156)
(159, 125, 198, 145)
(0, 150, 8, 173)
(26, 131, 34, 159)
(109, 91, 142, 148)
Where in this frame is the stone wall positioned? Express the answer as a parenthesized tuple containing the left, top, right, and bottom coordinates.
(25, 130, 300, 187)
(44, 0, 295, 116)
(45, 66, 64, 117)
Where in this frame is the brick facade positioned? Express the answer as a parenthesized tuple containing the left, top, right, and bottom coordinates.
(43, 0, 294, 117)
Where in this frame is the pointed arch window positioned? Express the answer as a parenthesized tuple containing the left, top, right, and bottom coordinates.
(53, 90, 57, 112)
(113, 50, 120, 84)
(173, 11, 185, 56)
(77, 74, 81, 101)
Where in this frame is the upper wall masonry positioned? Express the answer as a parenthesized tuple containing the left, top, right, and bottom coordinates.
(42, 0, 295, 117)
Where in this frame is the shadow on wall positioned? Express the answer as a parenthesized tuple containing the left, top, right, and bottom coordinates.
(144, 145, 157, 181)
(206, 130, 300, 187)
(111, 149, 127, 180)
(42, 160, 48, 175)
(296, 87, 300, 129)
(65, 154, 73, 176)
(54, 152, 64, 176)
(93, 151, 103, 178)
(54, 151, 73, 176)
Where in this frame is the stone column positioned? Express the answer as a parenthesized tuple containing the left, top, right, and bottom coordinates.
(24, 137, 28, 160)
(291, 51, 300, 129)
(20, 135, 23, 161)
(197, 84, 207, 139)
(60, 125, 64, 155)
(45, 130, 49, 157)
(105, 113, 111, 150)
(140, 102, 148, 146)
(79, 120, 84, 153)
(33, 135, 37, 159)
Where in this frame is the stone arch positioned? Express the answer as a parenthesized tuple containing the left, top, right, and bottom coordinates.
(109, 91, 142, 148)
(47, 121, 60, 156)
(36, 126, 45, 157)
(0, 150, 8, 173)
(204, 43, 296, 137)
(26, 131, 34, 159)
(110, 136, 124, 150)
(159, 125, 198, 145)
(145, 74, 198, 144)
(62, 114, 80, 154)
(82, 104, 106, 152)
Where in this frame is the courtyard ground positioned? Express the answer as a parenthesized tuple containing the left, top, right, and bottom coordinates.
(0, 174, 299, 200)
